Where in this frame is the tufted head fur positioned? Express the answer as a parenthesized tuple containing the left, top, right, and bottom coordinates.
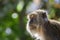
(26, 9, 60, 40)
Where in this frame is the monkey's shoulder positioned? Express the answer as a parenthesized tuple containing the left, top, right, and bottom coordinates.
(49, 19, 60, 26)
(48, 19, 60, 30)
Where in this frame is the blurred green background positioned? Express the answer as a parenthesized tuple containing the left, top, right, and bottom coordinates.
(0, 0, 60, 40)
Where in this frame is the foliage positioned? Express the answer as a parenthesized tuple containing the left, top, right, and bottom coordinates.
(0, 0, 60, 40)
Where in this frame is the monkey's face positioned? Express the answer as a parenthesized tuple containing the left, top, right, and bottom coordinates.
(26, 10, 48, 40)
(27, 10, 48, 31)
(29, 13, 38, 32)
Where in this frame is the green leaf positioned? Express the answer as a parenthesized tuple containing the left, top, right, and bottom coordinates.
(49, 8, 55, 19)
(16, 1, 24, 12)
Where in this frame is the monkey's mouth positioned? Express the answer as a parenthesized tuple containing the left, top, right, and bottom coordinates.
(33, 33, 40, 40)
(33, 32, 45, 40)
(33, 33, 45, 40)
(29, 24, 37, 28)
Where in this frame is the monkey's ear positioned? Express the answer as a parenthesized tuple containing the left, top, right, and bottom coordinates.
(27, 13, 37, 20)
(27, 14, 34, 20)
(30, 14, 34, 19)
(42, 12, 47, 18)
(27, 11, 37, 20)
(43, 12, 48, 22)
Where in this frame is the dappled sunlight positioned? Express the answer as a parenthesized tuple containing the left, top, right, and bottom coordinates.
(12, 13, 18, 19)
(0, 0, 60, 40)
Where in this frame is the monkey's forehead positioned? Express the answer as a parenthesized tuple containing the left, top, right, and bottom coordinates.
(28, 9, 47, 15)
(35, 9, 47, 13)
(27, 9, 48, 19)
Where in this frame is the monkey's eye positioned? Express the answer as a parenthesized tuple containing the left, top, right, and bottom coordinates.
(29, 18, 37, 24)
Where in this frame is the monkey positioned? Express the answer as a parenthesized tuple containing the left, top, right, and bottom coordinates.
(26, 9, 60, 40)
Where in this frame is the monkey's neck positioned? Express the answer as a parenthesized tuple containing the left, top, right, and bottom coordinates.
(43, 21, 60, 40)
(43, 21, 52, 40)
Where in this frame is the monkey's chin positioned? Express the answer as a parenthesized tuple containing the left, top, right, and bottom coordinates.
(33, 33, 45, 40)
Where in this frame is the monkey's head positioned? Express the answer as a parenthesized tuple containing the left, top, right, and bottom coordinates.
(26, 9, 48, 40)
